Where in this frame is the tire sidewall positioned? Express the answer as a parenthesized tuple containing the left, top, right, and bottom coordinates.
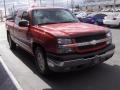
(35, 47, 49, 74)
(8, 33, 16, 49)
(8, 34, 12, 47)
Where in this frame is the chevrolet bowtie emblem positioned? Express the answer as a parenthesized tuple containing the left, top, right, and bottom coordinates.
(90, 40, 97, 45)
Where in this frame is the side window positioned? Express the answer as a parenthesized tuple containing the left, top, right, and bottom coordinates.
(22, 11, 30, 21)
(15, 10, 23, 25)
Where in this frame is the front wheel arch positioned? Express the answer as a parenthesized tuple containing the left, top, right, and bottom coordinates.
(32, 43, 46, 56)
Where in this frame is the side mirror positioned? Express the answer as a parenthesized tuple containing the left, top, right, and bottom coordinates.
(19, 20, 29, 27)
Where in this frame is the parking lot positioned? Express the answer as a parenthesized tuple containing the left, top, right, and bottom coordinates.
(0, 22, 120, 90)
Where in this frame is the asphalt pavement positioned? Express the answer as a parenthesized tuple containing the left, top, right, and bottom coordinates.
(0, 60, 17, 90)
(0, 22, 120, 90)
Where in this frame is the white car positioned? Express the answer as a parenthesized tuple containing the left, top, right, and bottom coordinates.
(103, 13, 120, 26)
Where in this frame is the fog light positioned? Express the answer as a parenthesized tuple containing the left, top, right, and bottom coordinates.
(57, 62, 64, 67)
(48, 62, 55, 67)
(106, 31, 112, 45)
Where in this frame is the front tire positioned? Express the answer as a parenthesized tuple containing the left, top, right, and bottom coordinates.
(7, 33, 16, 50)
(35, 47, 49, 75)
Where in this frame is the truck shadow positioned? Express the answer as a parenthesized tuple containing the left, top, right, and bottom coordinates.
(12, 47, 120, 90)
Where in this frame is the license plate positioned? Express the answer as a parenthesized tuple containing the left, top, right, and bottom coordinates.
(93, 56, 100, 64)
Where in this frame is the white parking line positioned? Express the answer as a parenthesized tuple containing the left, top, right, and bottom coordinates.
(0, 39, 7, 42)
(0, 56, 22, 90)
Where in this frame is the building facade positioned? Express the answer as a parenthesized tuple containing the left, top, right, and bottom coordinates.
(82, 0, 120, 12)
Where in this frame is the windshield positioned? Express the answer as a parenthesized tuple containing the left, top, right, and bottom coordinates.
(32, 9, 79, 25)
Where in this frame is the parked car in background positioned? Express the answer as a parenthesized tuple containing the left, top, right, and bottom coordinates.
(116, 7, 120, 12)
(81, 13, 96, 24)
(76, 12, 88, 21)
(79, 13, 107, 25)
(0, 10, 3, 21)
(103, 13, 120, 27)
(6, 10, 18, 21)
(74, 11, 81, 15)
(93, 13, 107, 25)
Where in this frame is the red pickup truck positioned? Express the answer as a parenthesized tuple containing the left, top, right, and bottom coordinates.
(6, 7, 115, 74)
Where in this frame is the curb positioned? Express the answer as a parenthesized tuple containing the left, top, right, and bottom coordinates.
(0, 56, 22, 90)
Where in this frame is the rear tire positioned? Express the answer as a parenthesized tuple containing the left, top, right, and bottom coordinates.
(7, 33, 16, 50)
(34, 47, 50, 75)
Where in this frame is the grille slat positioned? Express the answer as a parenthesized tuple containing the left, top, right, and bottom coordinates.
(78, 42, 105, 50)
(75, 33, 107, 53)
(75, 33, 106, 43)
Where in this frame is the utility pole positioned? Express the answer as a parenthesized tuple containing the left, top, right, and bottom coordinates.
(53, 0, 55, 7)
(67, 0, 69, 8)
(113, 0, 116, 12)
(3, 0, 7, 17)
(71, 0, 74, 12)
(13, 3, 15, 13)
(40, 0, 42, 6)
(28, 0, 30, 6)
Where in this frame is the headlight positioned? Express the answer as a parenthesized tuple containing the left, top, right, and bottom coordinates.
(57, 38, 74, 53)
(57, 38, 72, 45)
(106, 31, 112, 45)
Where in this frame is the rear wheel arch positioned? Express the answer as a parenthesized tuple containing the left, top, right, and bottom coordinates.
(7, 30, 10, 34)
(7, 30, 10, 41)
(7, 31, 16, 50)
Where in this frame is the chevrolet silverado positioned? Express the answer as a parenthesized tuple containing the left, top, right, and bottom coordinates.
(6, 7, 115, 74)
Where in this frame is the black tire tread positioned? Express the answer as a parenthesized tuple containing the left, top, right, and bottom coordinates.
(34, 47, 50, 75)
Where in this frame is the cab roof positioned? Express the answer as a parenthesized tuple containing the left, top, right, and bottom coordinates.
(15, 6, 68, 13)
(28, 6, 67, 11)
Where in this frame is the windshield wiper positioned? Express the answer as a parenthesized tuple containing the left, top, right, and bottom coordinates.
(59, 20, 78, 23)
(38, 22, 58, 25)
(38, 21, 77, 25)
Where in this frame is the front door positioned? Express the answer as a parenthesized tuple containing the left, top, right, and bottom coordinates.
(17, 11, 32, 53)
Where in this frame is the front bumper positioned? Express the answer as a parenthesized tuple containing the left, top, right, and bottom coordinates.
(47, 44, 115, 72)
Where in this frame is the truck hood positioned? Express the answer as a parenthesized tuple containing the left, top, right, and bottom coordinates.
(35, 23, 108, 37)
